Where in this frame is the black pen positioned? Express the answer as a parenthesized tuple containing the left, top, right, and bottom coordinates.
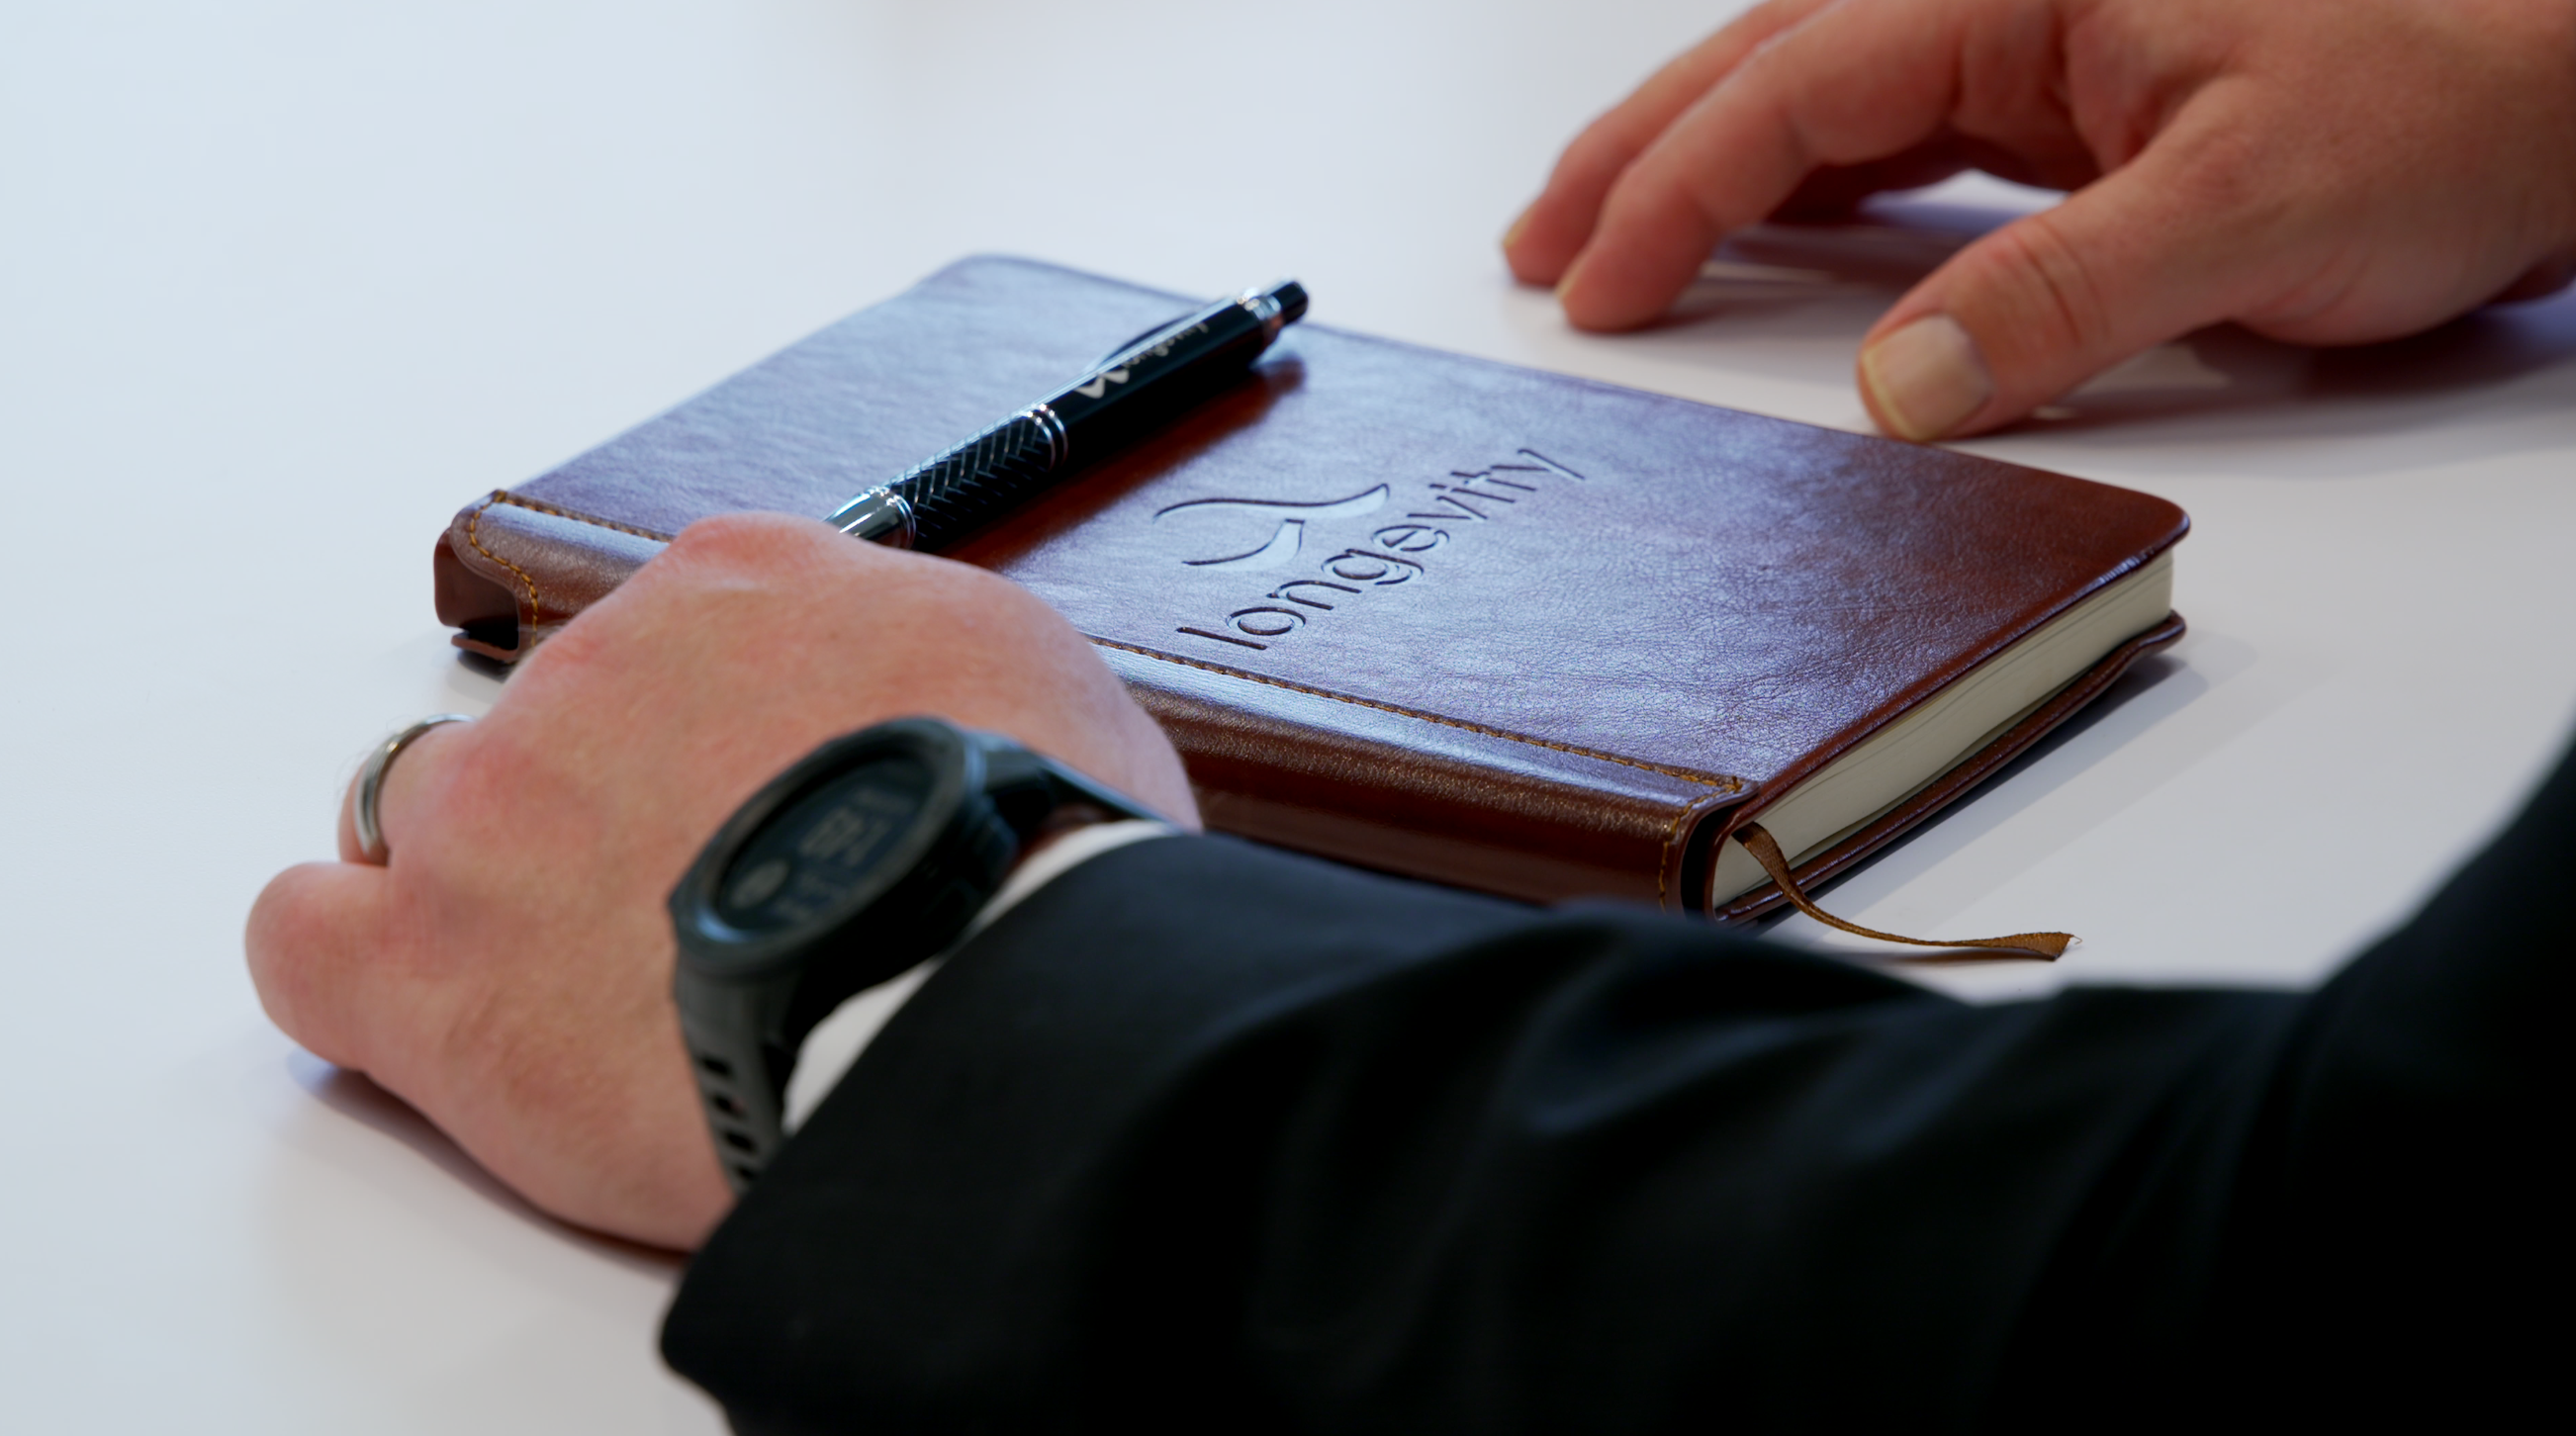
(829, 280, 1310, 549)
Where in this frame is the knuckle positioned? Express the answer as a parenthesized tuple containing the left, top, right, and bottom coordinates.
(923, 554, 1056, 625)
(667, 510, 821, 566)
(2149, 120, 2277, 224)
(1978, 212, 2116, 359)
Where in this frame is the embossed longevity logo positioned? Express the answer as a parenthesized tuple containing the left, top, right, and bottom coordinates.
(1153, 485, 1391, 571)
(1170, 449, 1586, 651)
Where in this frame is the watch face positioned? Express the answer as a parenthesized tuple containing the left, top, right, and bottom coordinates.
(714, 753, 937, 934)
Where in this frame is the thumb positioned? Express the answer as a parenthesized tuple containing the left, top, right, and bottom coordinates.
(1855, 140, 2258, 440)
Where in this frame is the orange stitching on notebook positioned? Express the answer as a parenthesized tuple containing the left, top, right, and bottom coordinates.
(462, 492, 549, 629)
(489, 491, 679, 544)
(1089, 637, 1749, 794)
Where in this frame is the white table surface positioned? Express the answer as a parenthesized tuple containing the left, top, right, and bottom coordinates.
(6, 1, 2572, 1428)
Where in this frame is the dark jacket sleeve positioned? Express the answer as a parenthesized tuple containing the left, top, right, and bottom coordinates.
(664, 762, 2568, 1433)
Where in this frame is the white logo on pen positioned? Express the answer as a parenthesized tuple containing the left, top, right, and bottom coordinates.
(1072, 367, 1131, 400)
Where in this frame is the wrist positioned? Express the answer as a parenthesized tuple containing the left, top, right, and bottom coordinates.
(776, 817, 1174, 1132)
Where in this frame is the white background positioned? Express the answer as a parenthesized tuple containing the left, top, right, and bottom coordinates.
(5, 1, 2571, 1428)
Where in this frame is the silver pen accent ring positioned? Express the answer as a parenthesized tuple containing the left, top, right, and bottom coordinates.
(1236, 286, 1286, 342)
(831, 486, 917, 548)
(1025, 402, 1069, 469)
(354, 714, 474, 864)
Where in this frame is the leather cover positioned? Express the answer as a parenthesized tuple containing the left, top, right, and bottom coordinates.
(435, 256, 2187, 915)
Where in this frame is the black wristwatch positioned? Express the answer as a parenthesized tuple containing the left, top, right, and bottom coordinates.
(668, 716, 1163, 1193)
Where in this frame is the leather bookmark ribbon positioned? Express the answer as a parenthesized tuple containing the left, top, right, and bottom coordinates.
(1732, 823, 2074, 961)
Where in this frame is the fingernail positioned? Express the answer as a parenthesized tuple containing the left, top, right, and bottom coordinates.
(1503, 204, 1533, 252)
(1859, 314, 1992, 440)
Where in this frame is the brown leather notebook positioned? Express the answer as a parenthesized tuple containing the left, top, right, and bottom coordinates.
(434, 256, 2186, 918)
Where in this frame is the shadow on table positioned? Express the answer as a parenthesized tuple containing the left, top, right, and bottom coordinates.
(295, 1052, 686, 1277)
(1749, 642, 2214, 945)
(1653, 199, 2576, 475)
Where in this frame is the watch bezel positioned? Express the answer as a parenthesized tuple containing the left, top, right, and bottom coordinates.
(668, 715, 1168, 1194)
(669, 717, 980, 982)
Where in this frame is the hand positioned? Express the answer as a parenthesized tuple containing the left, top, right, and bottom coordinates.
(245, 514, 1201, 1250)
(1505, 0, 2576, 439)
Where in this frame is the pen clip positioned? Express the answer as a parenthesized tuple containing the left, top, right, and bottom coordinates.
(1088, 281, 1301, 372)
(1089, 314, 1193, 372)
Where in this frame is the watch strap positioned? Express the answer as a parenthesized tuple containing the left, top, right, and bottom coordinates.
(675, 720, 1170, 1193)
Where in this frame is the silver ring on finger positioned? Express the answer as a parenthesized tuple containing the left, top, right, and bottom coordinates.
(355, 714, 474, 864)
